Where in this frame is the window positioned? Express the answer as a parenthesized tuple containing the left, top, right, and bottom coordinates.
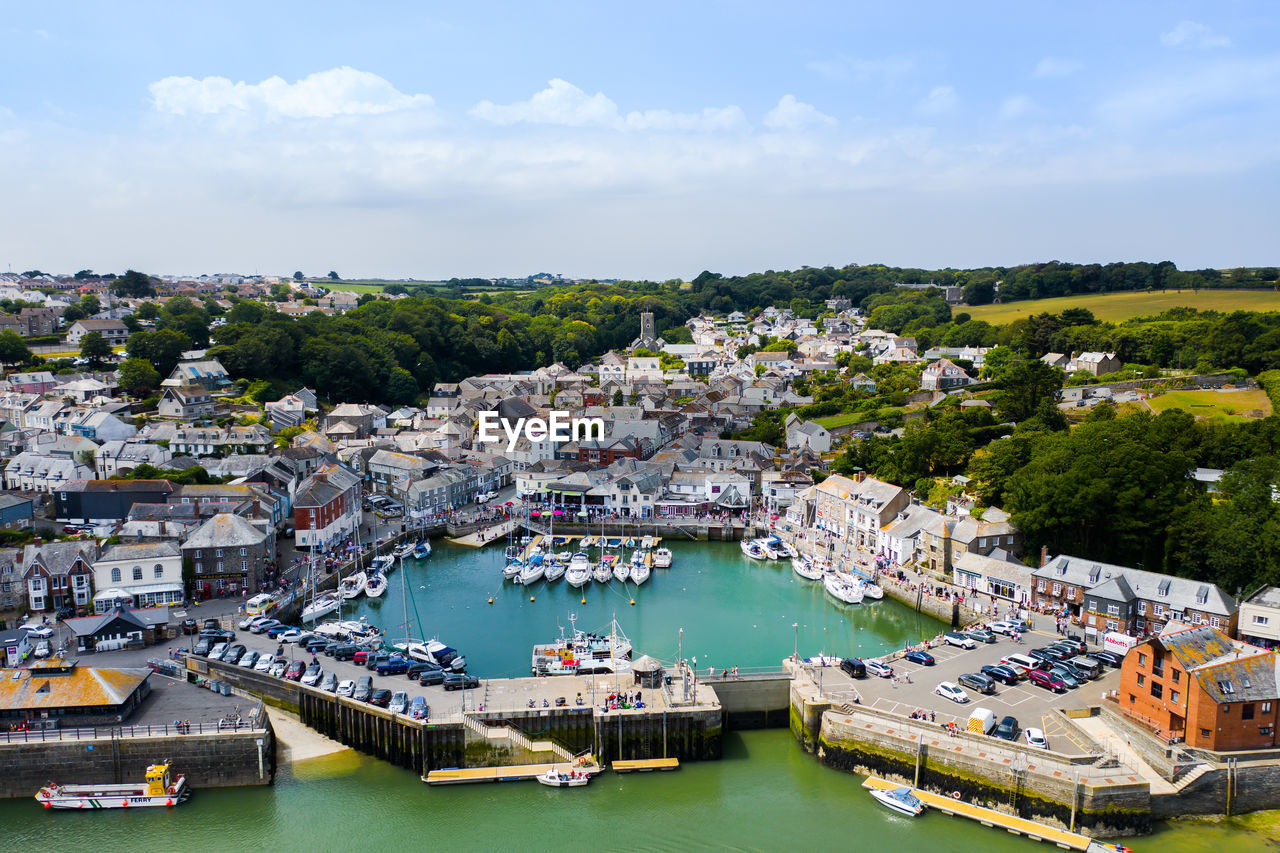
(1243, 704, 1255, 720)
(1171, 690, 1180, 705)
(1153, 603, 1164, 617)
(1138, 652, 1147, 667)
(216, 562, 223, 572)
(1255, 615, 1272, 625)
(241, 561, 248, 572)
(132, 567, 142, 581)
(111, 567, 121, 583)
(1172, 669, 1180, 684)
(1192, 613, 1203, 625)
(1151, 682, 1163, 699)
(1137, 602, 1145, 614)
(1107, 604, 1120, 616)
(154, 565, 163, 579)
(195, 563, 203, 575)
(1210, 616, 1220, 629)
(1137, 674, 1145, 687)
(215, 549, 222, 557)
(195, 550, 202, 558)
(1264, 702, 1273, 714)
(1200, 728, 1212, 739)
(240, 548, 247, 556)
(1053, 583, 1062, 596)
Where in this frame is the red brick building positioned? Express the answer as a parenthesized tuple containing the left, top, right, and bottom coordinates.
(1119, 624, 1279, 751)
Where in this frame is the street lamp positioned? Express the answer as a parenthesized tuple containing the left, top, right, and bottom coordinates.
(793, 622, 799, 661)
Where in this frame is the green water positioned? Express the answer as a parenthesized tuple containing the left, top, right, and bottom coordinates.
(1, 541, 1270, 850)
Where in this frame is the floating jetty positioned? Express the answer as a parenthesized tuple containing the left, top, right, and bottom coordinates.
(861, 776, 1106, 851)
(517, 534, 662, 564)
(613, 757, 680, 773)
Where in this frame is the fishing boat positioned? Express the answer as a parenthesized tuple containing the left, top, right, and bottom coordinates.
(653, 547, 673, 568)
(823, 573, 864, 604)
(503, 559, 524, 580)
(338, 570, 367, 600)
(531, 614, 633, 676)
(518, 558, 546, 585)
(544, 559, 566, 582)
(594, 556, 615, 583)
(869, 785, 925, 817)
(36, 762, 190, 810)
(792, 555, 823, 581)
(301, 591, 342, 622)
(365, 572, 387, 599)
(740, 539, 768, 560)
(858, 580, 885, 600)
(629, 561, 651, 585)
(393, 542, 415, 559)
(413, 540, 432, 559)
(536, 769, 590, 788)
(640, 535, 655, 550)
(566, 553, 593, 587)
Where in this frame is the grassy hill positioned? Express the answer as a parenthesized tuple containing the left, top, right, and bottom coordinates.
(964, 289, 1280, 324)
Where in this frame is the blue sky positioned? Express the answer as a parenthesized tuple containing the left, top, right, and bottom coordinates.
(1, 2, 1277, 279)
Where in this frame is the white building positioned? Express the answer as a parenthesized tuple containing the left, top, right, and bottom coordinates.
(91, 541, 184, 612)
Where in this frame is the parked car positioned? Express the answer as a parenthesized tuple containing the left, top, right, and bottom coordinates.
(1044, 664, 1081, 689)
(865, 659, 894, 678)
(303, 637, 330, 654)
(1038, 646, 1072, 661)
(366, 652, 393, 671)
(376, 656, 412, 676)
(336, 679, 356, 697)
(320, 672, 338, 692)
(272, 626, 302, 641)
(840, 658, 867, 679)
(203, 618, 221, 631)
(193, 637, 213, 656)
(353, 649, 375, 667)
(388, 691, 410, 714)
(1056, 636, 1087, 655)
(416, 668, 446, 686)
(237, 614, 259, 630)
(1090, 650, 1124, 668)
(368, 688, 393, 707)
(353, 676, 373, 701)
(331, 644, 360, 661)
(943, 632, 977, 650)
(301, 664, 323, 686)
(934, 681, 970, 704)
(963, 629, 998, 644)
(208, 642, 229, 661)
(284, 660, 306, 681)
(407, 661, 444, 681)
(269, 661, 288, 678)
(1027, 648, 1058, 664)
(957, 672, 996, 695)
(443, 673, 480, 691)
(988, 620, 1019, 636)
(408, 696, 429, 720)
(1024, 727, 1049, 749)
(239, 650, 260, 669)
(223, 644, 247, 665)
(994, 715, 1019, 742)
(903, 650, 935, 666)
(251, 619, 282, 635)
(1026, 669, 1067, 693)
(255, 653, 276, 672)
(182, 618, 199, 635)
(980, 664, 1020, 685)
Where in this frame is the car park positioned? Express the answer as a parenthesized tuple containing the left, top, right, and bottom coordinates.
(865, 659, 894, 678)
(301, 664, 324, 686)
(255, 654, 276, 672)
(957, 672, 996, 695)
(963, 629, 998, 644)
(934, 681, 970, 704)
(368, 688, 393, 707)
(980, 664, 1020, 685)
(320, 672, 338, 692)
(337, 679, 355, 697)
(409, 696, 429, 720)
(443, 673, 480, 691)
(284, 660, 306, 681)
(388, 691, 409, 714)
(994, 715, 1019, 741)
(840, 658, 867, 679)
(353, 676, 373, 701)
(239, 650, 260, 669)
(944, 632, 977, 650)
(903, 650, 935, 666)
(1025, 727, 1049, 749)
(1026, 669, 1067, 693)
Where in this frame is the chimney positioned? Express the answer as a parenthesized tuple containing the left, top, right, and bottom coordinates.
(1040, 545, 1049, 567)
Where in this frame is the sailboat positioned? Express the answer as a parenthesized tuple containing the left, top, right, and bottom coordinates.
(338, 570, 367, 600)
(629, 558, 651, 585)
(365, 571, 387, 598)
(823, 572, 864, 604)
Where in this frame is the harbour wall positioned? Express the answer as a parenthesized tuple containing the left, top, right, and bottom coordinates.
(0, 726, 274, 798)
(789, 667, 1153, 837)
(704, 673, 793, 729)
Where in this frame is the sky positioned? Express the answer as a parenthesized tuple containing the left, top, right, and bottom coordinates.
(1, 2, 1278, 280)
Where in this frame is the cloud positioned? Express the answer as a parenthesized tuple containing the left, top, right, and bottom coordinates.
(1098, 57, 1280, 125)
(1033, 57, 1083, 79)
(1160, 21, 1231, 50)
(763, 95, 836, 130)
(917, 85, 957, 116)
(149, 66, 434, 118)
(806, 55, 914, 82)
(471, 78, 745, 132)
(999, 95, 1036, 120)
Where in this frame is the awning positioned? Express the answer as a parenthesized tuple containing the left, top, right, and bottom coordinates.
(93, 583, 183, 601)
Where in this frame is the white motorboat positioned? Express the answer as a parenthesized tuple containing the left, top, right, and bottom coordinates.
(426, 639, 466, 671)
(765, 535, 791, 559)
(370, 555, 395, 574)
(792, 556, 823, 581)
(413, 540, 432, 559)
(518, 559, 546, 585)
(544, 560, 566, 582)
(753, 538, 779, 559)
(629, 561, 651, 585)
(858, 580, 885, 600)
(365, 572, 387, 599)
(823, 573, 864, 604)
(555, 551, 571, 564)
(640, 535, 655, 550)
(741, 540, 768, 560)
(869, 786, 925, 817)
(339, 570, 367, 600)
(653, 547, 673, 568)
(536, 769, 590, 788)
(302, 591, 342, 622)
(566, 553, 593, 587)
(393, 542, 415, 559)
(36, 762, 189, 809)
(503, 559, 524, 580)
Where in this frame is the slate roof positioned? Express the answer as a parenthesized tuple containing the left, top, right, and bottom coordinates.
(182, 512, 269, 549)
(1034, 554, 1236, 616)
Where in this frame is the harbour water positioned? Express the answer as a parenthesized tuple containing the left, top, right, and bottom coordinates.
(1, 541, 1272, 849)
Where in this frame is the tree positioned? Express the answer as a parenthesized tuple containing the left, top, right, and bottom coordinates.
(79, 331, 112, 367)
(293, 271, 305, 281)
(995, 358, 1064, 423)
(328, 271, 340, 280)
(611, 389, 624, 406)
(111, 269, 156, 298)
(80, 293, 101, 315)
(0, 330, 31, 367)
(117, 357, 161, 394)
(126, 328, 191, 377)
(62, 304, 86, 323)
(385, 367, 419, 404)
(136, 301, 160, 320)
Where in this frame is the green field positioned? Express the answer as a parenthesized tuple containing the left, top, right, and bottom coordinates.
(965, 289, 1280, 324)
(1144, 388, 1272, 422)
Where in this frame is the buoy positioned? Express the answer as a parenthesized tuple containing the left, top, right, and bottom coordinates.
(630, 599, 636, 606)
(488, 598, 494, 605)
(167, 785, 176, 795)
(581, 598, 586, 605)
(530, 595, 535, 602)
(950, 791, 961, 800)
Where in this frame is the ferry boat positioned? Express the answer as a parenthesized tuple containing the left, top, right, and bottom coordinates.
(653, 547, 673, 568)
(301, 591, 342, 622)
(364, 572, 387, 599)
(36, 762, 189, 810)
(338, 570, 367, 600)
(823, 573, 864, 605)
(869, 785, 925, 817)
(536, 769, 589, 788)
(565, 553, 593, 587)
(531, 615, 633, 676)
(413, 540, 432, 559)
(741, 540, 768, 560)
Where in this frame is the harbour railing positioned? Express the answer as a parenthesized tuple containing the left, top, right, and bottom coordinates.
(0, 718, 269, 743)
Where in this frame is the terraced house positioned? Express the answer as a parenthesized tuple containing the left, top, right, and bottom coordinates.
(22, 540, 98, 615)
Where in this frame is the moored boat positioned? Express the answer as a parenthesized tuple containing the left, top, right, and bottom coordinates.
(503, 559, 524, 580)
(629, 562, 651, 585)
(613, 557, 631, 583)
(339, 570, 367, 600)
(370, 555, 395, 574)
(413, 540, 432, 559)
(426, 638, 466, 671)
(544, 560, 566, 582)
(869, 785, 925, 817)
(364, 572, 387, 599)
(594, 556, 615, 583)
(536, 769, 590, 788)
(823, 573, 864, 604)
(653, 547, 673, 568)
(531, 615, 633, 676)
(741, 539, 768, 560)
(858, 580, 885, 600)
(36, 762, 189, 810)
(518, 558, 546, 585)
(302, 591, 342, 622)
(393, 542, 415, 559)
(566, 553, 592, 587)
(792, 555, 823, 581)
(752, 538, 779, 559)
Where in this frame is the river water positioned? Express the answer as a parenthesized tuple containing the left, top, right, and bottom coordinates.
(1, 541, 1271, 850)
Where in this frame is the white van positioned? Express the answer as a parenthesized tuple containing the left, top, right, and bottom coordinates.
(1001, 653, 1040, 674)
(967, 707, 997, 735)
